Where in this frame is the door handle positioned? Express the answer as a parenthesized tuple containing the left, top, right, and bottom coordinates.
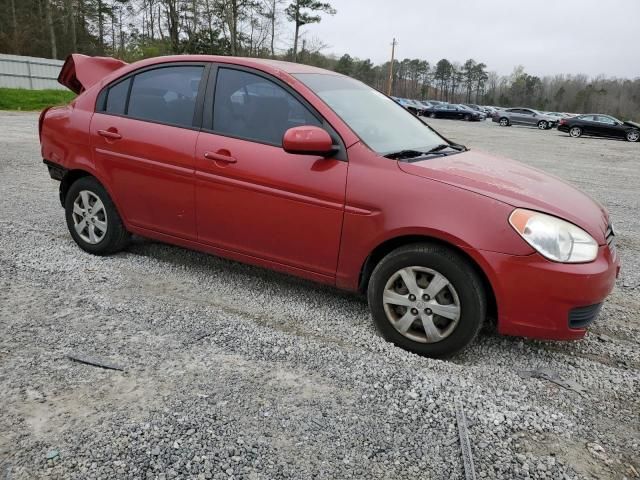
(98, 129, 122, 140)
(204, 151, 237, 164)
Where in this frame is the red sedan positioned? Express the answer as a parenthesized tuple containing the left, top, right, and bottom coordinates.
(40, 54, 620, 357)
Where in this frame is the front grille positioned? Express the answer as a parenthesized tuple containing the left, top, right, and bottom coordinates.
(605, 223, 616, 258)
(568, 303, 602, 329)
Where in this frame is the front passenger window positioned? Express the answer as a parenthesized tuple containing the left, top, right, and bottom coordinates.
(213, 68, 321, 146)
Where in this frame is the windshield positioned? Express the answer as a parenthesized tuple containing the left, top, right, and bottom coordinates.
(294, 73, 446, 154)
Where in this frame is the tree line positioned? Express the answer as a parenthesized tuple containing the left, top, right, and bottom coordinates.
(1, 0, 638, 120)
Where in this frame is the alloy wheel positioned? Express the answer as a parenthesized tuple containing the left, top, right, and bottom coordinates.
(72, 190, 108, 244)
(499, 118, 509, 126)
(569, 127, 582, 138)
(627, 130, 640, 142)
(538, 121, 548, 130)
(382, 266, 461, 344)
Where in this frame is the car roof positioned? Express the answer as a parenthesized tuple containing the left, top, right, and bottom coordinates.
(127, 55, 339, 76)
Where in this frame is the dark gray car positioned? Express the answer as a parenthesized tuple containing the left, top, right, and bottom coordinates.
(492, 108, 557, 129)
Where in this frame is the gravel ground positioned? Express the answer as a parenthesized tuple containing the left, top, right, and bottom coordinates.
(0, 111, 638, 480)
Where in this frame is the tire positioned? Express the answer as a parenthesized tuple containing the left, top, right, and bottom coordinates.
(464, 114, 471, 121)
(626, 129, 640, 142)
(569, 126, 582, 138)
(367, 243, 486, 358)
(64, 176, 129, 255)
(429, 112, 437, 119)
(537, 120, 548, 130)
(499, 117, 509, 127)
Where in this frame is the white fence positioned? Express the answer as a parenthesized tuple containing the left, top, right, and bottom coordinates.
(0, 54, 65, 90)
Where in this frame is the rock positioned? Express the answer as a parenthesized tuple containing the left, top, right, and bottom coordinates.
(46, 450, 59, 460)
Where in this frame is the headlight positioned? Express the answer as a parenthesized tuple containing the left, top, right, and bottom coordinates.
(509, 209, 598, 263)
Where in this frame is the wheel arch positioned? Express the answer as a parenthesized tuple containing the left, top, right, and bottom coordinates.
(358, 235, 498, 322)
(58, 169, 127, 228)
(59, 169, 93, 207)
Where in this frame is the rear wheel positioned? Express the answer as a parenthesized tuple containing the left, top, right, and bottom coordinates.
(569, 126, 582, 138)
(626, 130, 640, 142)
(367, 243, 486, 358)
(65, 176, 129, 255)
(429, 112, 437, 119)
(499, 117, 509, 127)
(537, 120, 548, 130)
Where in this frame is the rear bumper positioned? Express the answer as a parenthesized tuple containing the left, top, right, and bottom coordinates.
(44, 159, 67, 181)
(476, 246, 619, 340)
(557, 125, 570, 133)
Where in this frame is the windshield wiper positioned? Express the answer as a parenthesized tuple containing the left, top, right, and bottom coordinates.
(384, 144, 468, 161)
(426, 143, 466, 153)
(383, 149, 427, 160)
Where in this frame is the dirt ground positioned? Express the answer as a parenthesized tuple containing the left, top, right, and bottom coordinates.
(0, 112, 638, 479)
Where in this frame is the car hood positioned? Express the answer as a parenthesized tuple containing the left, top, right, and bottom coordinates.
(623, 120, 640, 129)
(398, 149, 609, 244)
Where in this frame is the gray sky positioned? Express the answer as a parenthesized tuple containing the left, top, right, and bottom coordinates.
(293, 0, 640, 78)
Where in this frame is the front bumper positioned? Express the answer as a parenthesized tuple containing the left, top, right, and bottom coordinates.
(476, 245, 619, 340)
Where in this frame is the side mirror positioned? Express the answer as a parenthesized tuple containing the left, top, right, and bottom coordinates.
(283, 126, 335, 156)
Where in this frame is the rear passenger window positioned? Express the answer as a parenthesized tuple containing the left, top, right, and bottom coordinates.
(213, 68, 321, 146)
(105, 78, 130, 115)
(127, 66, 204, 127)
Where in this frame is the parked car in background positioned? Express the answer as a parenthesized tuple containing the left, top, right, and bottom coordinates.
(425, 103, 482, 121)
(459, 104, 487, 120)
(41, 53, 620, 358)
(544, 111, 570, 121)
(391, 97, 427, 116)
(464, 104, 488, 117)
(481, 106, 497, 116)
(492, 108, 558, 129)
(558, 114, 640, 142)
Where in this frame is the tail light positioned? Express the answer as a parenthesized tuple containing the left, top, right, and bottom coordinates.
(559, 119, 566, 126)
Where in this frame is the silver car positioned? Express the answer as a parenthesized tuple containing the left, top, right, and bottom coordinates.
(492, 108, 558, 129)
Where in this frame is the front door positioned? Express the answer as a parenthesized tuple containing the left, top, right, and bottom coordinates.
(90, 64, 207, 240)
(194, 66, 348, 278)
(594, 115, 626, 139)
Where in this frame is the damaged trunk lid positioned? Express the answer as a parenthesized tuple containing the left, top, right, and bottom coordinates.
(57, 54, 127, 94)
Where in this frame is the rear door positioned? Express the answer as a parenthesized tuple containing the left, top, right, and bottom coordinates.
(577, 115, 598, 135)
(91, 63, 207, 240)
(505, 108, 521, 124)
(194, 65, 347, 278)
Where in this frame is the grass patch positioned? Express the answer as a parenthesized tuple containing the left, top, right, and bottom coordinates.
(0, 88, 75, 111)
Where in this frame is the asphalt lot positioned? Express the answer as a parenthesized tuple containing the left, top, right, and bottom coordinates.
(0, 112, 638, 480)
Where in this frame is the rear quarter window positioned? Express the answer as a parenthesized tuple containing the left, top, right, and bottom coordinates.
(105, 78, 130, 115)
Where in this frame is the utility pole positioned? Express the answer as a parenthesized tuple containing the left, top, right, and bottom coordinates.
(387, 38, 397, 96)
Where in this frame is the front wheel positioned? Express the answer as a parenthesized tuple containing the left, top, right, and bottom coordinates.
(464, 114, 471, 121)
(65, 176, 130, 255)
(569, 126, 582, 138)
(367, 243, 486, 358)
(626, 130, 640, 142)
(537, 120, 548, 130)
